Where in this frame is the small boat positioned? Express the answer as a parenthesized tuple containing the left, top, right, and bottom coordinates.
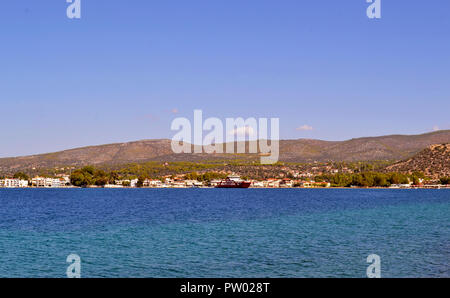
(216, 175, 251, 188)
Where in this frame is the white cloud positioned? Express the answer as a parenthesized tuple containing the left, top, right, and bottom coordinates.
(228, 126, 255, 137)
(432, 125, 440, 131)
(296, 125, 313, 131)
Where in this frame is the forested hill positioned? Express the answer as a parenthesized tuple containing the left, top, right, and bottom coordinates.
(386, 143, 450, 179)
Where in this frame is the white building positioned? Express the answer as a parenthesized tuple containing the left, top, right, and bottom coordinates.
(56, 174, 71, 185)
(251, 181, 265, 188)
(130, 179, 138, 188)
(32, 177, 66, 188)
(51, 178, 66, 188)
(266, 179, 281, 188)
(115, 179, 139, 187)
(33, 177, 48, 187)
(389, 184, 412, 189)
(104, 184, 123, 188)
(184, 180, 204, 187)
(143, 179, 163, 188)
(0, 179, 29, 188)
(171, 181, 187, 188)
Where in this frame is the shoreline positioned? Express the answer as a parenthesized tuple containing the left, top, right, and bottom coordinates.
(1, 186, 449, 190)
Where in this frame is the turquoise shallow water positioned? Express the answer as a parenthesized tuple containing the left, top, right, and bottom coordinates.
(0, 189, 448, 277)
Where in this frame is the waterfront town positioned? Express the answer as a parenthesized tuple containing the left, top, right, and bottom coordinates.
(1, 142, 449, 190)
(0, 173, 448, 189)
(0, 174, 332, 189)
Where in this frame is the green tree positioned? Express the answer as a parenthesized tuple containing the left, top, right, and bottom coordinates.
(94, 176, 108, 186)
(93, 170, 108, 186)
(108, 171, 120, 184)
(440, 177, 450, 185)
(70, 171, 88, 187)
(389, 173, 401, 185)
(81, 166, 95, 176)
(136, 175, 146, 188)
(374, 174, 389, 187)
(13, 172, 29, 181)
(70, 166, 98, 186)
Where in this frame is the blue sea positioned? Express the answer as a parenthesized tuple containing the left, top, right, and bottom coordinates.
(0, 189, 448, 278)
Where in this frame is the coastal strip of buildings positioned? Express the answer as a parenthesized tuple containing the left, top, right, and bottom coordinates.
(106, 178, 331, 189)
(0, 176, 71, 188)
(0, 178, 29, 188)
(0, 174, 333, 189)
(1, 175, 448, 189)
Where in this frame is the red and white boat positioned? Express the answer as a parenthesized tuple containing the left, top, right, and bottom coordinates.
(216, 175, 251, 188)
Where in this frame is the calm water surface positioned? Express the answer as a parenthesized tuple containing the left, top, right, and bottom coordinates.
(0, 189, 448, 277)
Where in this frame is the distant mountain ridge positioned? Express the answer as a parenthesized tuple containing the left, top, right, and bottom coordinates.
(0, 130, 449, 173)
(279, 130, 450, 162)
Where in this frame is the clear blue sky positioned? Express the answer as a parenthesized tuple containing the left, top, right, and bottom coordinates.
(1, 0, 449, 157)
